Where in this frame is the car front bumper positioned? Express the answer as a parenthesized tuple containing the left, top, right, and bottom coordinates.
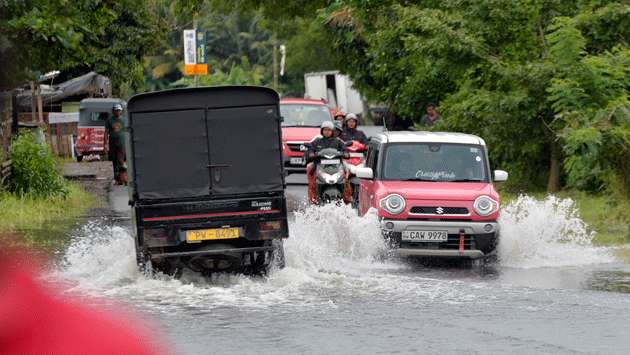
(381, 219, 499, 235)
(396, 248, 486, 259)
(381, 219, 499, 258)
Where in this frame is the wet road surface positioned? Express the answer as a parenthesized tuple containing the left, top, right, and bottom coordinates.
(55, 177, 630, 354)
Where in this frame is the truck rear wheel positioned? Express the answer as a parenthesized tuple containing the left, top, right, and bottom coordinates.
(246, 240, 285, 275)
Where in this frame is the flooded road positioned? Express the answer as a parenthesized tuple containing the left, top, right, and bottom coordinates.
(54, 181, 630, 354)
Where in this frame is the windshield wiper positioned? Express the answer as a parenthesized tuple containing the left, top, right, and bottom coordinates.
(403, 178, 438, 182)
(446, 179, 484, 182)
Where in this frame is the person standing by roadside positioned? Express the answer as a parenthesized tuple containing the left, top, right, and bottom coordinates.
(105, 103, 126, 184)
(421, 102, 441, 127)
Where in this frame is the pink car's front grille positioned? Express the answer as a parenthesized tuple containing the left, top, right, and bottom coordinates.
(409, 206, 469, 215)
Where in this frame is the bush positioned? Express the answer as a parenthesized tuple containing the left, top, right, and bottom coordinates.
(9, 130, 68, 198)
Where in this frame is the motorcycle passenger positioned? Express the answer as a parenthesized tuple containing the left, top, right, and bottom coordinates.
(341, 113, 368, 144)
(307, 121, 348, 203)
(333, 121, 343, 138)
(333, 111, 346, 124)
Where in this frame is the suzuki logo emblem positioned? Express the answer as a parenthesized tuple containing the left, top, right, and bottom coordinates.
(436, 207, 444, 214)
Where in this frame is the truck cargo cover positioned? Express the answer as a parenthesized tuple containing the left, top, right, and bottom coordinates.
(127, 86, 283, 200)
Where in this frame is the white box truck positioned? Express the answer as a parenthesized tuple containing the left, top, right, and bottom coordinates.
(304, 71, 366, 115)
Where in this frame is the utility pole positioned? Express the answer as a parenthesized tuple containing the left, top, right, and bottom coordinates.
(272, 36, 278, 91)
(193, 12, 199, 88)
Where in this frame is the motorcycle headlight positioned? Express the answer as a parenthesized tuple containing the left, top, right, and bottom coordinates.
(318, 172, 340, 184)
(473, 195, 499, 216)
(380, 194, 406, 215)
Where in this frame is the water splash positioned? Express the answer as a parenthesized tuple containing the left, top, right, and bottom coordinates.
(55, 196, 619, 311)
(56, 205, 400, 310)
(285, 203, 387, 271)
(498, 195, 615, 268)
(58, 221, 140, 290)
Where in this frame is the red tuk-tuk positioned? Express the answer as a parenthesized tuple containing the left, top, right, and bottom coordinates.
(75, 98, 124, 162)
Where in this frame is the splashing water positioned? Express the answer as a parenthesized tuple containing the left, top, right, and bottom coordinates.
(55, 196, 618, 312)
(58, 221, 139, 290)
(285, 203, 387, 271)
(498, 195, 615, 268)
(56, 204, 403, 310)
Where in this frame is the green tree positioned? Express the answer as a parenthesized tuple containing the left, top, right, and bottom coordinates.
(145, 4, 275, 90)
(1, 0, 163, 96)
(318, 0, 629, 194)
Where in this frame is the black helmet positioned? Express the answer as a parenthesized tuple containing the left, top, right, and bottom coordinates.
(334, 121, 343, 132)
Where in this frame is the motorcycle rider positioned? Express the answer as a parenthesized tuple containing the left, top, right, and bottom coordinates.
(340, 113, 368, 144)
(306, 121, 348, 203)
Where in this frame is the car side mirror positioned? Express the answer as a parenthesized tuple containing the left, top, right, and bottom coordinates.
(356, 167, 374, 179)
(494, 170, 508, 182)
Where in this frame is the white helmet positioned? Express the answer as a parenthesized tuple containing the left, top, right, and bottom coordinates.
(320, 120, 335, 135)
(345, 113, 358, 125)
(321, 120, 334, 130)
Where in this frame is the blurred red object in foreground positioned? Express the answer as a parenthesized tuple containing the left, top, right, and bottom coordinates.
(0, 252, 165, 355)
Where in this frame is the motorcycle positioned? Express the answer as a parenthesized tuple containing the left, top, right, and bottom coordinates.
(311, 147, 349, 204)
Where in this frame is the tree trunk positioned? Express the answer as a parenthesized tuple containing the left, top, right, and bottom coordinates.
(547, 140, 561, 193)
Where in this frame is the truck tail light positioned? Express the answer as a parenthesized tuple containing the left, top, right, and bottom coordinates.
(259, 221, 281, 231)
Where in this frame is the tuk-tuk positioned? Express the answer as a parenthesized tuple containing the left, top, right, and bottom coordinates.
(75, 98, 124, 161)
(127, 87, 289, 275)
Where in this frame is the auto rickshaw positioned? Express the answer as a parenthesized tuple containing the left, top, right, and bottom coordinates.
(75, 98, 124, 161)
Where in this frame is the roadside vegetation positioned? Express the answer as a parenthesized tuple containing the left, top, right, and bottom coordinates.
(0, 131, 94, 248)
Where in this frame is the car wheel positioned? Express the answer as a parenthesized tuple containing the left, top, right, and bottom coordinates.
(76, 155, 83, 162)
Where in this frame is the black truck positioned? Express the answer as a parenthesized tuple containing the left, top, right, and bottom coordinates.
(126, 86, 289, 275)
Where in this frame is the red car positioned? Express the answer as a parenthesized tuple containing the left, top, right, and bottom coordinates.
(355, 131, 508, 260)
(280, 98, 333, 174)
(75, 98, 124, 162)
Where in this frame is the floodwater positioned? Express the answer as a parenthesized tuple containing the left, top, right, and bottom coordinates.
(53, 183, 630, 354)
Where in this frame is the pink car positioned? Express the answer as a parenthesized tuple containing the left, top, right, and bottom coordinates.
(280, 98, 333, 174)
(355, 132, 508, 260)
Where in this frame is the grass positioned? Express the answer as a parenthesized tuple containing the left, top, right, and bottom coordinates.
(0, 183, 95, 250)
(499, 188, 630, 246)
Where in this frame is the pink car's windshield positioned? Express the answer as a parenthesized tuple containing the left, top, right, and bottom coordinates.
(280, 104, 332, 127)
(382, 143, 488, 182)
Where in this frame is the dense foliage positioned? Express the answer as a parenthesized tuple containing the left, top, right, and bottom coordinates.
(0, 0, 163, 96)
(2, 0, 627, 197)
(9, 130, 67, 198)
(143, 1, 336, 96)
(317, 0, 630, 194)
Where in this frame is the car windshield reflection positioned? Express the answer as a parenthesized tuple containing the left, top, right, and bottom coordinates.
(280, 104, 332, 127)
(382, 143, 488, 182)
